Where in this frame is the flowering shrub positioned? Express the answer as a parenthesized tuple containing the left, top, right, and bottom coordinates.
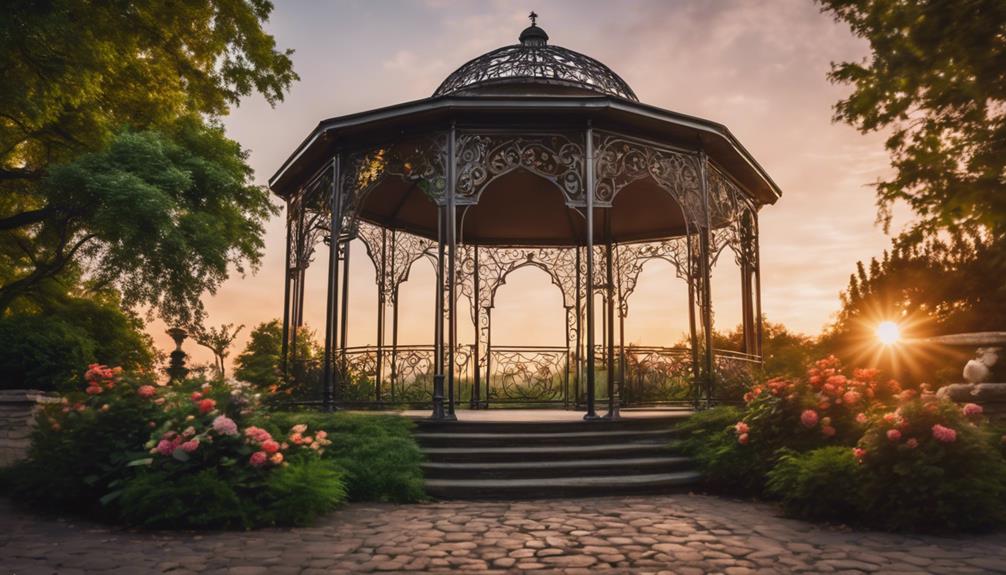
(853, 394, 1006, 531)
(4, 365, 349, 528)
(680, 356, 1006, 532)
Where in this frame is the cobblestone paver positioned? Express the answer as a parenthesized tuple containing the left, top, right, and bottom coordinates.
(2, 495, 1005, 574)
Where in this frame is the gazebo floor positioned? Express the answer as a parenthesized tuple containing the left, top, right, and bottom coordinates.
(396, 407, 693, 423)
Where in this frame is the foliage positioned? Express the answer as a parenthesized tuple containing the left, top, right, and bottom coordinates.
(6, 366, 159, 515)
(1, 122, 278, 324)
(818, 0, 1006, 241)
(855, 396, 1006, 532)
(674, 406, 767, 494)
(266, 412, 426, 503)
(822, 232, 1005, 382)
(234, 320, 284, 391)
(119, 469, 250, 530)
(713, 319, 818, 379)
(1, 0, 295, 323)
(0, 314, 95, 391)
(766, 447, 863, 523)
(262, 459, 347, 526)
(192, 323, 245, 379)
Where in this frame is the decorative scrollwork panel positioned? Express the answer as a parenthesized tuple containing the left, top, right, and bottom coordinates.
(456, 133, 585, 203)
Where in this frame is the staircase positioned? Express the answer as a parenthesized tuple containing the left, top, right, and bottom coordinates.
(412, 413, 701, 499)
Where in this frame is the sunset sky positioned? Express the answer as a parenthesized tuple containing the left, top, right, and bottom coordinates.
(149, 0, 908, 370)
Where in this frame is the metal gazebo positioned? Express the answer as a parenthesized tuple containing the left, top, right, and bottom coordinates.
(269, 18, 781, 419)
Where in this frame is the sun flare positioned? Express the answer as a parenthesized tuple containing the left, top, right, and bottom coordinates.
(876, 321, 901, 346)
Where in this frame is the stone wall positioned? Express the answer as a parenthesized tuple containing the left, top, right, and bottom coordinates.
(0, 390, 60, 467)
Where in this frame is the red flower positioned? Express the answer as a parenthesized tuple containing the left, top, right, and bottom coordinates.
(197, 398, 216, 414)
(261, 439, 280, 454)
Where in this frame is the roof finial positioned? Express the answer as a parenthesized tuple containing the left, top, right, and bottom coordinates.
(529, 11, 538, 27)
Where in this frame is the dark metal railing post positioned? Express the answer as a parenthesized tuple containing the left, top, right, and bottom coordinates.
(375, 229, 386, 403)
(604, 211, 620, 419)
(446, 123, 458, 420)
(471, 246, 481, 409)
(699, 150, 715, 407)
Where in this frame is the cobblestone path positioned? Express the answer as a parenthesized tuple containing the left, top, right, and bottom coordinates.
(3, 495, 1005, 574)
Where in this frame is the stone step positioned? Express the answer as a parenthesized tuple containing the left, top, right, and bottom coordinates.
(422, 455, 693, 480)
(421, 441, 675, 463)
(424, 470, 702, 499)
(412, 414, 690, 435)
(413, 427, 681, 448)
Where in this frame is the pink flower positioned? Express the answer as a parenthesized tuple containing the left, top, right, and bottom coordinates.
(906, 438, 919, 449)
(190, 391, 203, 401)
(886, 429, 902, 442)
(734, 422, 749, 435)
(821, 425, 836, 438)
(843, 391, 861, 405)
(291, 424, 308, 434)
(270, 452, 284, 465)
(962, 403, 983, 417)
(197, 398, 216, 414)
(181, 439, 200, 453)
(137, 385, 156, 398)
(85, 385, 103, 395)
(800, 410, 819, 428)
(855, 413, 868, 424)
(738, 433, 749, 445)
(932, 424, 957, 443)
(261, 439, 280, 454)
(249, 451, 268, 467)
(212, 415, 238, 436)
(853, 447, 866, 460)
(155, 439, 175, 456)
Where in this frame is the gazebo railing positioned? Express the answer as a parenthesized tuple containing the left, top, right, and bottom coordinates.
(290, 344, 760, 409)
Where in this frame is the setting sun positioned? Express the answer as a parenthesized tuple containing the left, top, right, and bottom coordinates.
(876, 321, 901, 345)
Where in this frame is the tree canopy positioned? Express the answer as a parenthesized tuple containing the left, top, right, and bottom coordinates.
(818, 0, 1006, 240)
(1, 0, 295, 324)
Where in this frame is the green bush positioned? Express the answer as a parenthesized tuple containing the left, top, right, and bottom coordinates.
(856, 398, 1006, 532)
(119, 469, 250, 529)
(266, 412, 426, 503)
(675, 406, 768, 494)
(263, 459, 347, 525)
(766, 447, 863, 523)
(0, 315, 95, 391)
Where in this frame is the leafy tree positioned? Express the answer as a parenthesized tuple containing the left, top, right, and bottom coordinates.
(821, 231, 1002, 383)
(712, 318, 818, 379)
(192, 322, 245, 379)
(234, 320, 284, 390)
(234, 320, 321, 399)
(818, 0, 1006, 240)
(1, 0, 295, 323)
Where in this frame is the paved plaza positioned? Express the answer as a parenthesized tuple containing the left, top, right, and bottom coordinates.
(3, 494, 1006, 574)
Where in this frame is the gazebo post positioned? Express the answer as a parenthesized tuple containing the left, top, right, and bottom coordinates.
(446, 124, 458, 420)
(322, 156, 342, 412)
(431, 204, 447, 419)
(686, 232, 701, 406)
(604, 212, 620, 419)
(699, 151, 715, 407)
(390, 230, 399, 401)
(281, 199, 292, 380)
(584, 124, 599, 420)
(375, 229, 386, 403)
(341, 239, 351, 356)
(291, 195, 306, 384)
(753, 212, 764, 357)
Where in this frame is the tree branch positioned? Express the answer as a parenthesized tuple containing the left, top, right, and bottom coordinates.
(0, 206, 57, 230)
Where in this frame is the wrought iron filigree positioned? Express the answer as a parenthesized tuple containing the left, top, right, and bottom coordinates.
(620, 346, 695, 405)
(433, 38, 638, 101)
(455, 134, 585, 202)
(593, 132, 703, 218)
(487, 347, 569, 403)
(340, 134, 449, 236)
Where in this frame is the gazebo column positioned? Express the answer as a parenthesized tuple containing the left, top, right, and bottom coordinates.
(431, 204, 447, 419)
(341, 239, 351, 356)
(584, 124, 599, 420)
(322, 156, 342, 412)
(739, 215, 756, 356)
(604, 212, 620, 419)
(698, 152, 715, 406)
(753, 212, 764, 357)
(281, 199, 292, 380)
(574, 246, 582, 408)
(446, 125, 458, 420)
(389, 230, 399, 401)
(375, 229, 386, 403)
(686, 233, 701, 406)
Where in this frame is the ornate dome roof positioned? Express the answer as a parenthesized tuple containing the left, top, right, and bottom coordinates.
(433, 16, 638, 101)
